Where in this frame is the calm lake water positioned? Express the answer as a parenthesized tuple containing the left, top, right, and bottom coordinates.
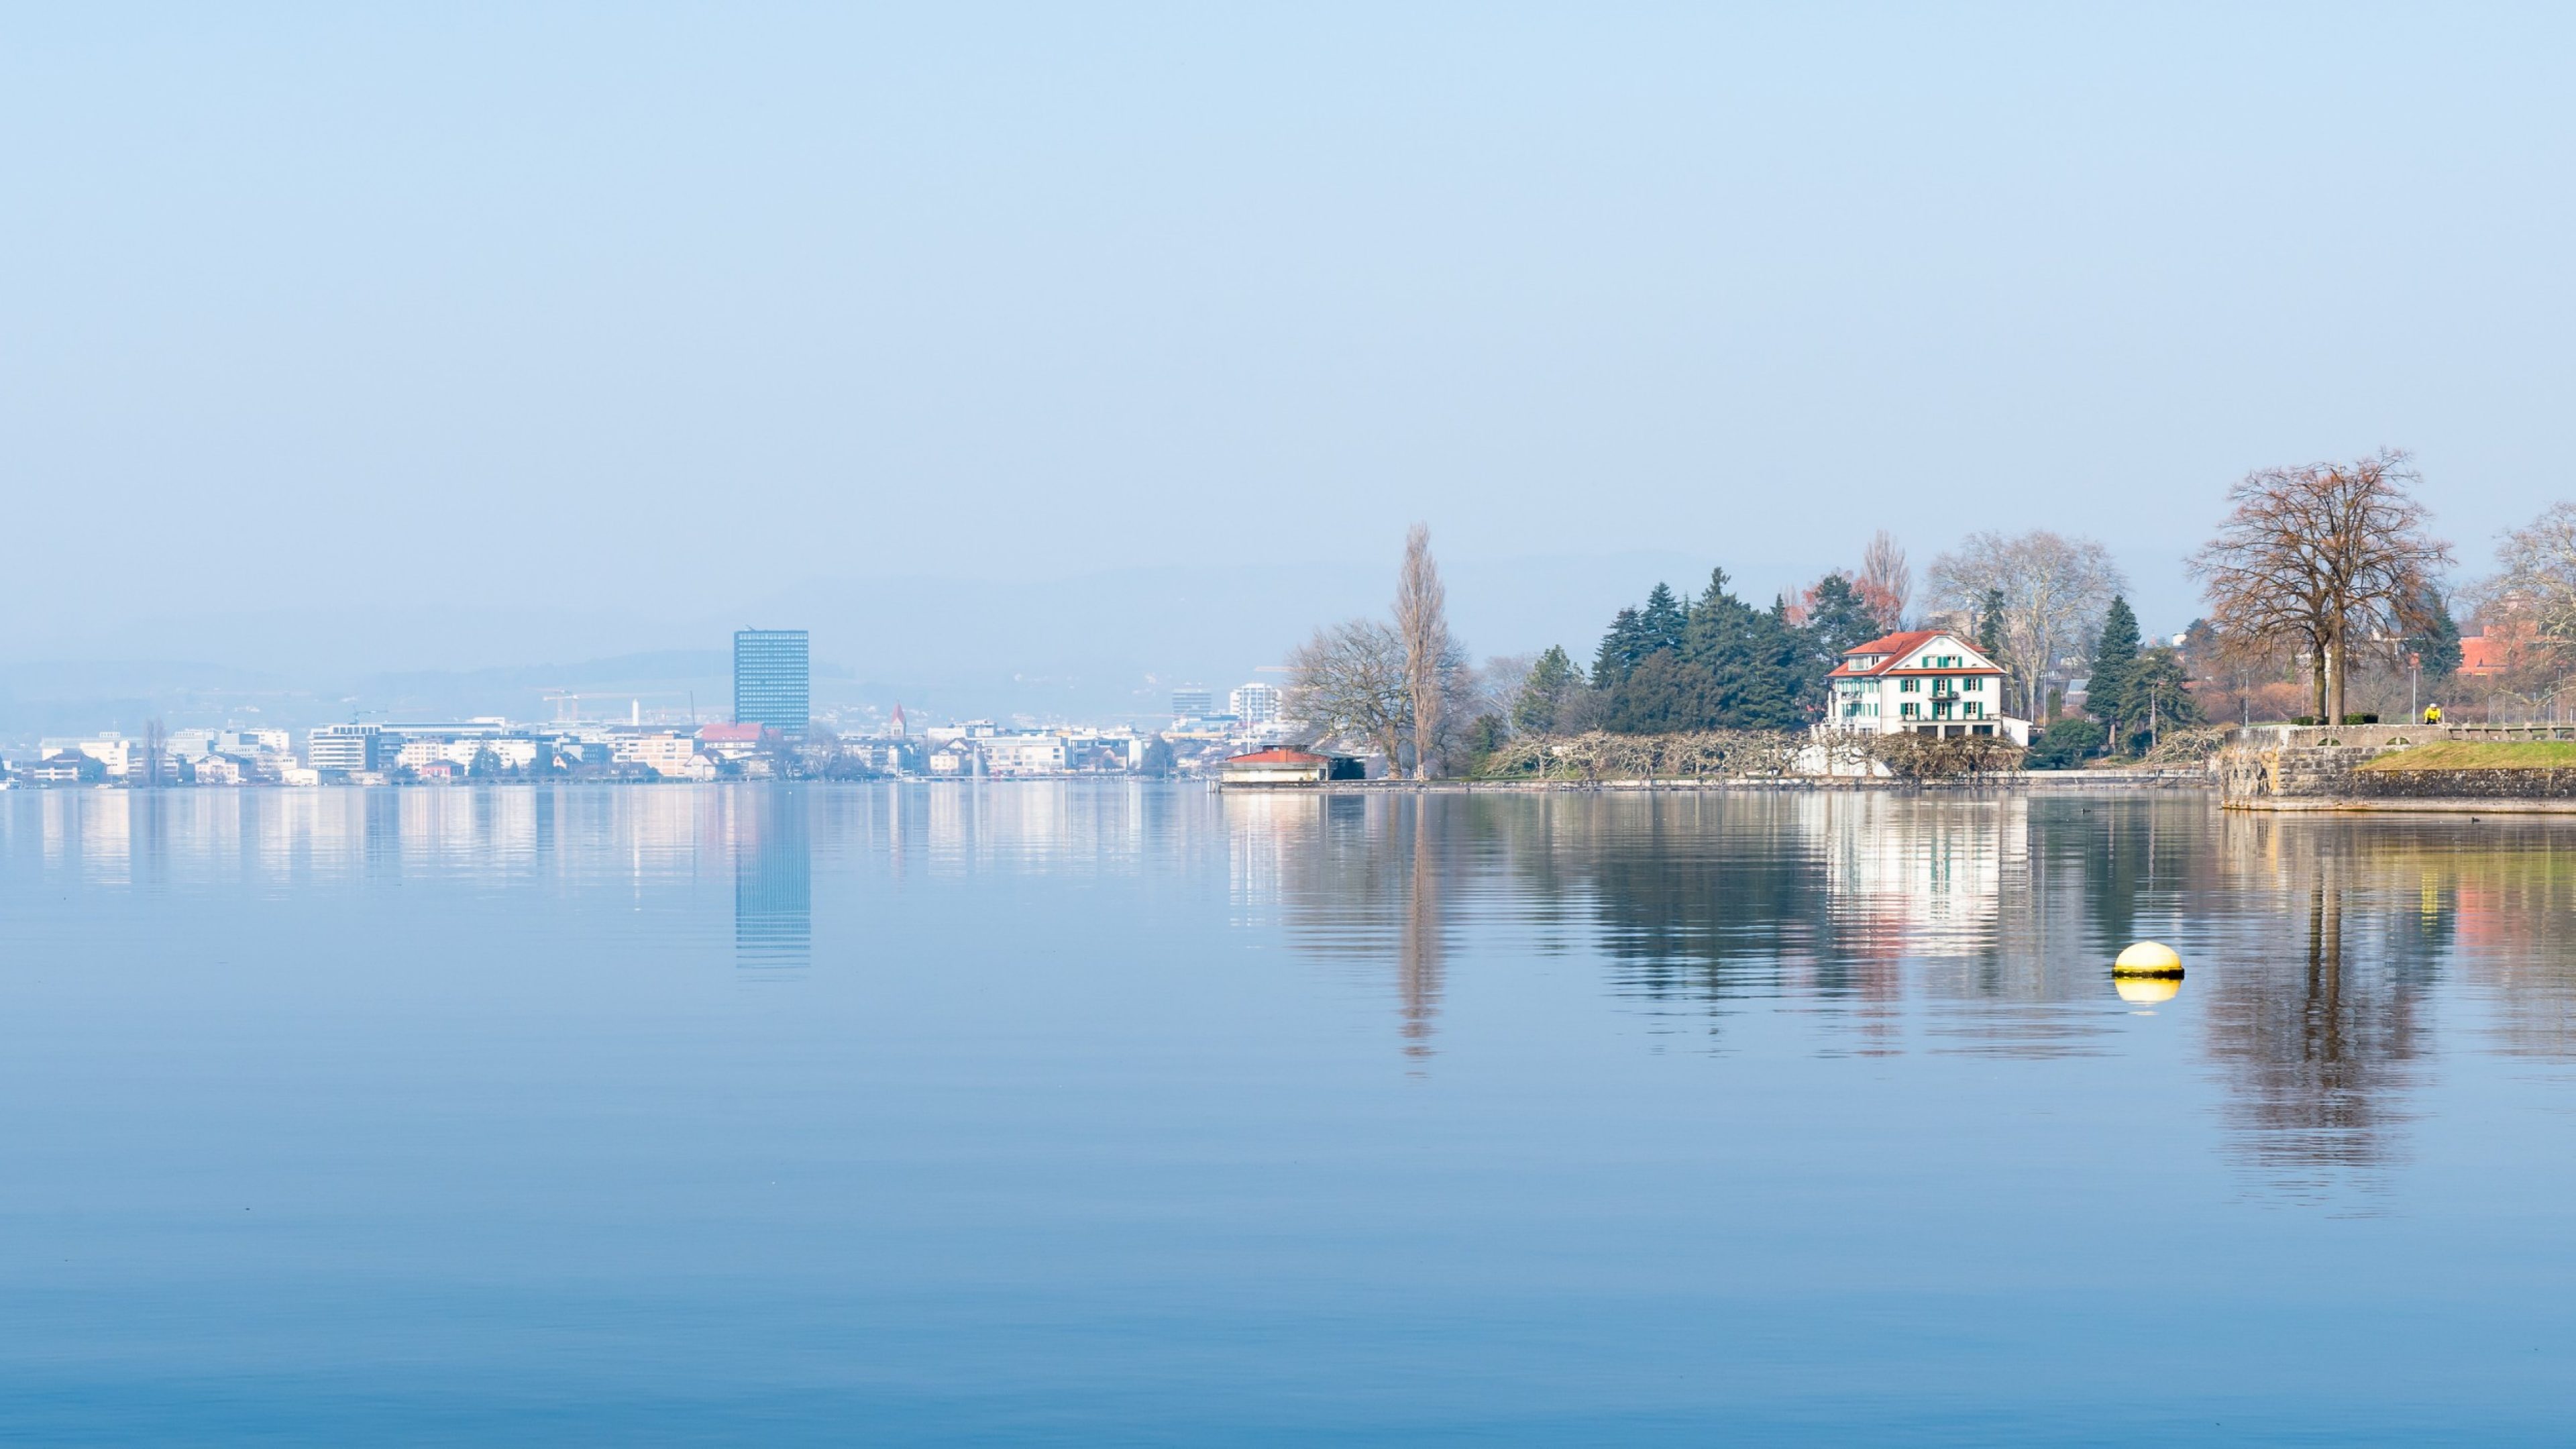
(3, 782, 2573, 1444)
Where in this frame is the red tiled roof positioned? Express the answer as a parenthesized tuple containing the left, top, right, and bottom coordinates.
(1843, 629, 1940, 657)
(1226, 748, 1328, 764)
(1830, 630, 2002, 678)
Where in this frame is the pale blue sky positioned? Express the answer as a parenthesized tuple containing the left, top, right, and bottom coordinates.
(6, 5, 2573, 669)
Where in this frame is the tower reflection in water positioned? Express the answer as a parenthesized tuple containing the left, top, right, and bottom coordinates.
(733, 786, 812, 971)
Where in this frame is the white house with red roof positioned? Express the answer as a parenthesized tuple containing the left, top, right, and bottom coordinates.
(1821, 629, 2031, 745)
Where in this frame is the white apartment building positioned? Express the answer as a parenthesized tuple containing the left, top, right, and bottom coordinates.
(308, 724, 382, 773)
(222, 727, 291, 756)
(395, 738, 543, 773)
(1230, 683, 1283, 725)
(1821, 631, 2031, 745)
(394, 740, 448, 772)
(168, 729, 221, 759)
(611, 732, 703, 777)
(40, 736, 133, 777)
(979, 735, 1069, 776)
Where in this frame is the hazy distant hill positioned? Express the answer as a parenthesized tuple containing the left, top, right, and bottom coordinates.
(0, 551, 1843, 735)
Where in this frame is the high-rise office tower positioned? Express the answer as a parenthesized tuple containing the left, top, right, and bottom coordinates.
(1171, 688, 1214, 718)
(1230, 683, 1282, 724)
(734, 629, 810, 737)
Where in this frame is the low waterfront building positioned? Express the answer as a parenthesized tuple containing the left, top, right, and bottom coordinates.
(695, 722, 784, 762)
(1218, 747, 1363, 785)
(191, 755, 244, 786)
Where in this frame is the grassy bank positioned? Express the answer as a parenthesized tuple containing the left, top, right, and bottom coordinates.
(2360, 741, 2576, 772)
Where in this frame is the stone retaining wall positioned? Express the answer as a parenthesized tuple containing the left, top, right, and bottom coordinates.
(2218, 724, 2576, 808)
(2350, 767, 2576, 800)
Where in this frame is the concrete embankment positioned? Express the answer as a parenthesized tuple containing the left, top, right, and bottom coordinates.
(2217, 725, 2576, 812)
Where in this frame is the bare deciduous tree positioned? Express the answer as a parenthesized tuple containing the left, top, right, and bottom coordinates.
(1288, 619, 1409, 771)
(1395, 524, 1451, 780)
(2190, 451, 2451, 726)
(2467, 501, 2576, 680)
(1927, 530, 2125, 720)
(1858, 530, 1912, 631)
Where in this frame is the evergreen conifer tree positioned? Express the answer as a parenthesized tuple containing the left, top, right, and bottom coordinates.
(1971, 586, 2011, 714)
(1593, 607, 1647, 688)
(2089, 596, 2141, 750)
(1803, 574, 1882, 663)
(1977, 587, 2006, 658)
(1514, 646, 1581, 735)
(1590, 566, 1840, 733)
(2408, 586, 2463, 682)
(2117, 647, 2201, 753)
(1639, 582, 1688, 658)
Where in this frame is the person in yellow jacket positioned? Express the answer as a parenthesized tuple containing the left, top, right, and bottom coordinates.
(2424, 702, 2444, 724)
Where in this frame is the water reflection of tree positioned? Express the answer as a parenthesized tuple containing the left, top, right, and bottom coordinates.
(1246, 792, 2576, 1109)
(2206, 825, 2443, 1192)
(1550, 794, 1829, 1010)
(1244, 793, 1469, 1061)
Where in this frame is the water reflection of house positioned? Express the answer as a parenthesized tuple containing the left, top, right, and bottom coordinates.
(1817, 795, 2021, 963)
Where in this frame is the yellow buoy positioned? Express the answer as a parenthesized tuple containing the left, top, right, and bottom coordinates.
(2115, 975, 2181, 1004)
(2113, 941, 2184, 977)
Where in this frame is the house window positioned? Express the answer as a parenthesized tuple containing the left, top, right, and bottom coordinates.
(1965, 702, 1982, 718)
(1966, 676, 1982, 692)
(1900, 678, 1918, 692)
(1900, 702, 1918, 719)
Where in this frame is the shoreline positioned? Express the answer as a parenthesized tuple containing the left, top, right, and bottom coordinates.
(2222, 796, 2576, 815)
(1223, 770, 2214, 794)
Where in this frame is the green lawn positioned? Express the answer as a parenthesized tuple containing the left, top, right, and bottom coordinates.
(2359, 740, 2576, 772)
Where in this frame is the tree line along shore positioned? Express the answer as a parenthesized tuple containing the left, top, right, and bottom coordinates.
(1287, 451, 2571, 784)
